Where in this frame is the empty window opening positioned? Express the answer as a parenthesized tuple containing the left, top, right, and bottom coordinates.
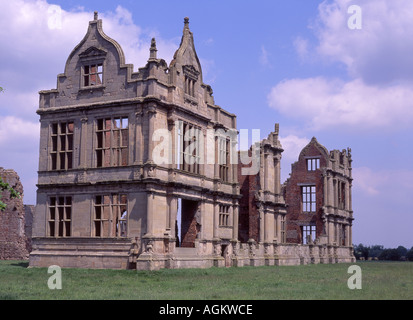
(280, 215, 286, 243)
(302, 185, 316, 213)
(175, 120, 201, 174)
(96, 117, 129, 167)
(83, 63, 102, 87)
(184, 75, 196, 97)
(94, 194, 127, 237)
(338, 181, 346, 210)
(219, 138, 230, 182)
(302, 225, 316, 244)
(50, 122, 74, 170)
(219, 205, 230, 227)
(48, 196, 72, 237)
(306, 158, 320, 171)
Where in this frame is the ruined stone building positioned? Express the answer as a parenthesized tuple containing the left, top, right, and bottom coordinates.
(282, 138, 354, 263)
(0, 168, 33, 260)
(29, 13, 355, 269)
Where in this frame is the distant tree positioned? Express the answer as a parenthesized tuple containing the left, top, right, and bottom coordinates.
(354, 244, 369, 260)
(379, 249, 401, 261)
(369, 245, 384, 259)
(396, 246, 408, 258)
(406, 247, 413, 262)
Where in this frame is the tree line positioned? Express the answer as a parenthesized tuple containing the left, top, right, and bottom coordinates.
(353, 244, 413, 261)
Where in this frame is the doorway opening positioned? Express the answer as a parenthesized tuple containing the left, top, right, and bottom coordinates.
(176, 198, 199, 248)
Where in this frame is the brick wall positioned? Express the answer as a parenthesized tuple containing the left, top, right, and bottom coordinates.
(284, 142, 326, 244)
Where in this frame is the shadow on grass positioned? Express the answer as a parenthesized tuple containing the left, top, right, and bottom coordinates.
(11, 261, 29, 268)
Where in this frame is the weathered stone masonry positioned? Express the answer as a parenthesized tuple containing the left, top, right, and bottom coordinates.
(0, 168, 33, 260)
(28, 13, 355, 270)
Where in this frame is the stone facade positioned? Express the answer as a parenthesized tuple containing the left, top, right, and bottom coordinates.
(0, 168, 33, 260)
(29, 13, 354, 270)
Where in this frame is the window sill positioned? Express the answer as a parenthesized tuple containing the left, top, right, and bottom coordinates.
(79, 85, 105, 92)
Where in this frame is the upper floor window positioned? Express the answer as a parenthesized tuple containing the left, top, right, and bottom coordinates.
(302, 185, 316, 213)
(176, 120, 201, 174)
(83, 63, 103, 87)
(182, 65, 199, 98)
(218, 137, 230, 182)
(96, 117, 129, 167)
(306, 158, 320, 171)
(50, 122, 74, 170)
(338, 181, 346, 210)
(184, 75, 196, 97)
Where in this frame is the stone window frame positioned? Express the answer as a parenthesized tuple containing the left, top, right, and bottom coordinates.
(305, 157, 320, 171)
(82, 63, 103, 87)
(176, 120, 201, 174)
(280, 215, 286, 243)
(182, 65, 199, 98)
(219, 204, 231, 227)
(95, 116, 129, 168)
(337, 180, 346, 210)
(302, 224, 316, 244)
(50, 121, 74, 171)
(78, 46, 107, 90)
(93, 194, 128, 238)
(218, 136, 230, 182)
(301, 185, 316, 213)
(47, 196, 72, 237)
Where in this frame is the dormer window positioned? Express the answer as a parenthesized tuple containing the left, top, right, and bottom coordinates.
(183, 65, 199, 98)
(184, 75, 195, 97)
(83, 63, 103, 87)
(78, 46, 107, 89)
(306, 158, 320, 171)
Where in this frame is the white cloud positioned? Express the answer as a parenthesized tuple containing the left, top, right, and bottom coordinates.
(279, 135, 310, 163)
(314, 0, 413, 84)
(269, 0, 413, 131)
(259, 45, 272, 68)
(268, 77, 413, 130)
(0, 116, 39, 151)
(293, 36, 309, 61)
(353, 167, 413, 196)
(279, 134, 310, 182)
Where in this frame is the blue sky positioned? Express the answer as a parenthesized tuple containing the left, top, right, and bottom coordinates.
(0, 0, 412, 248)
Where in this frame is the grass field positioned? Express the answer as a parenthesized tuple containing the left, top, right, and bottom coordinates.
(0, 260, 412, 300)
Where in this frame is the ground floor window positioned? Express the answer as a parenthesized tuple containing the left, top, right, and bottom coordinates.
(94, 194, 127, 237)
(48, 196, 72, 237)
(302, 225, 316, 244)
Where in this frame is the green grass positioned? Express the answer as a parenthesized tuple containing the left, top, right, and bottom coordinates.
(0, 260, 412, 300)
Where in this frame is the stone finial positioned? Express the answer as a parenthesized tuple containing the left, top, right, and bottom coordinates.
(94, 11, 98, 20)
(184, 17, 189, 25)
(149, 37, 157, 60)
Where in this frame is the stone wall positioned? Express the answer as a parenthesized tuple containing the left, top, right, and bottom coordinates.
(0, 168, 33, 260)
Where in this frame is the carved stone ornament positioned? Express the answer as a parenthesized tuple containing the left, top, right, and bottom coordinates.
(183, 65, 199, 80)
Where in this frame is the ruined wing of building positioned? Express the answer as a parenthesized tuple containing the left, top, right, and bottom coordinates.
(28, 13, 355, 270)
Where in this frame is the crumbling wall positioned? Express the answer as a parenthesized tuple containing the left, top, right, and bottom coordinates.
(0, 168, 32, 259)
